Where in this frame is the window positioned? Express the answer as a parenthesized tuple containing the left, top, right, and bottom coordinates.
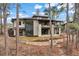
(19, 21, 21, 25)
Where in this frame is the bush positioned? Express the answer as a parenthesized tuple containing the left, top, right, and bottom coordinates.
(67, 22, 79, 30)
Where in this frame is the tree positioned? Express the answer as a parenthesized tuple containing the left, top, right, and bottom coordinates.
(0, 4, 3, 34)
(44, 3, 65, 19)
(44, 3, 65, 55)
(44, 3, 66, 55)
(2, 3, 9, 55)
(0, 3, 11, 55)
(16, 3, 19, 55)
(48, 3, 53, 56)
(65, 3, 70, 55)
(74, 3, 79, 49)
(0, 14, 3, 34)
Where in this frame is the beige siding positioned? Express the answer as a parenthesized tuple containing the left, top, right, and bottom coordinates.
(13, 20, 25, 28)
(33, 20, 39, 36)
(38, 24, 41, 36)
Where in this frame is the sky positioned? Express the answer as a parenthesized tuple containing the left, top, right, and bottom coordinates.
(8, 3, 45, 23)
(7, 3, 74, 23)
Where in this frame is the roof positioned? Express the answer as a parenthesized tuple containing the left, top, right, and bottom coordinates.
(32, 15, 48, 18)
(12, 18, 63, 22)
(12, 15, 63, 22)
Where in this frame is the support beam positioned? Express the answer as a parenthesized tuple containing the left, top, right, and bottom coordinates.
(38, 24, 41, 36)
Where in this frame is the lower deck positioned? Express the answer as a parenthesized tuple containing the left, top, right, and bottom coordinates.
(8, 27, 61, 37)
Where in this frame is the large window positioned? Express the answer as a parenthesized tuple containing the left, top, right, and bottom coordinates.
(42, 28, 49, 35)
(54, 27, 59, 34)
(25, 21, 33, 36)
(19, 21, 21, 25)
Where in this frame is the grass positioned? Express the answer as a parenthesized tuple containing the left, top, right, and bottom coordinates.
(20, 43, 33, 46)
(33, 39, 49, 42)
(52, 35, 63, 40)
(19, 36, 38, 41)
(18, 35, 64, 42)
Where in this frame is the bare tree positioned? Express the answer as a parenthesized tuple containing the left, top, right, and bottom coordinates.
(0, 14, 3, 34)
(16, 3, 19, 55)
(48, 3, 53, 55)
(65, 3, 70, 55)
(74, 3, 79, 49)
(3, 3, 9, 55)
(0, 4, 3, 34)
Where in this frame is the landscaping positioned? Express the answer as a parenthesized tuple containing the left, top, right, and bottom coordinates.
(0, 34, 79, 56)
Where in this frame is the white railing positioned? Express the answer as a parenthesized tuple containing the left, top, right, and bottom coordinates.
(14, 24, 25, 28)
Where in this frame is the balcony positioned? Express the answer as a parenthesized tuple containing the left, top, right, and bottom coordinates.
(19, 24, 25, 29)
(41, 25, 50, 28)
(14, 24, 25, 29)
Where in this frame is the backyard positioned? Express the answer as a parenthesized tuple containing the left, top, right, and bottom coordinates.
(0, 3, 79, 56)
(0, 34, 79, 56)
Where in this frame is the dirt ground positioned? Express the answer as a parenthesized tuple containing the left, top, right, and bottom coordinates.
(0, 35, 79, 56)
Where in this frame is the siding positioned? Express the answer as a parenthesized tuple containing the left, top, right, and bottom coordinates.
(33, 20, 38, 36)
(13, 20, 25, 28)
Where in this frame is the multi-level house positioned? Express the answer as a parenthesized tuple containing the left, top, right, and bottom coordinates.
(11, 15, 63, 37)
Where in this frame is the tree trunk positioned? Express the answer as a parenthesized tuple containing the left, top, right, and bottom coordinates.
(1, 19, 3, 34)
(74, 3, 79, 22)
(48, 3, 53, 56)
(65, 3, 69, 55)
(0, 15, 3, 34)
(75, 31, 78, 49)
(3, 3, 8, 56)
(74, 3, 79, 50)
(16, 3, 19, 55)
(0, 8, 3, 34)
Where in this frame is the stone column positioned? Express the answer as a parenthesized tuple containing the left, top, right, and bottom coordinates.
(38, 24, 41, 36)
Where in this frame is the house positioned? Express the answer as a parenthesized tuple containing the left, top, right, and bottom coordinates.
(11, 15, 63, 37)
